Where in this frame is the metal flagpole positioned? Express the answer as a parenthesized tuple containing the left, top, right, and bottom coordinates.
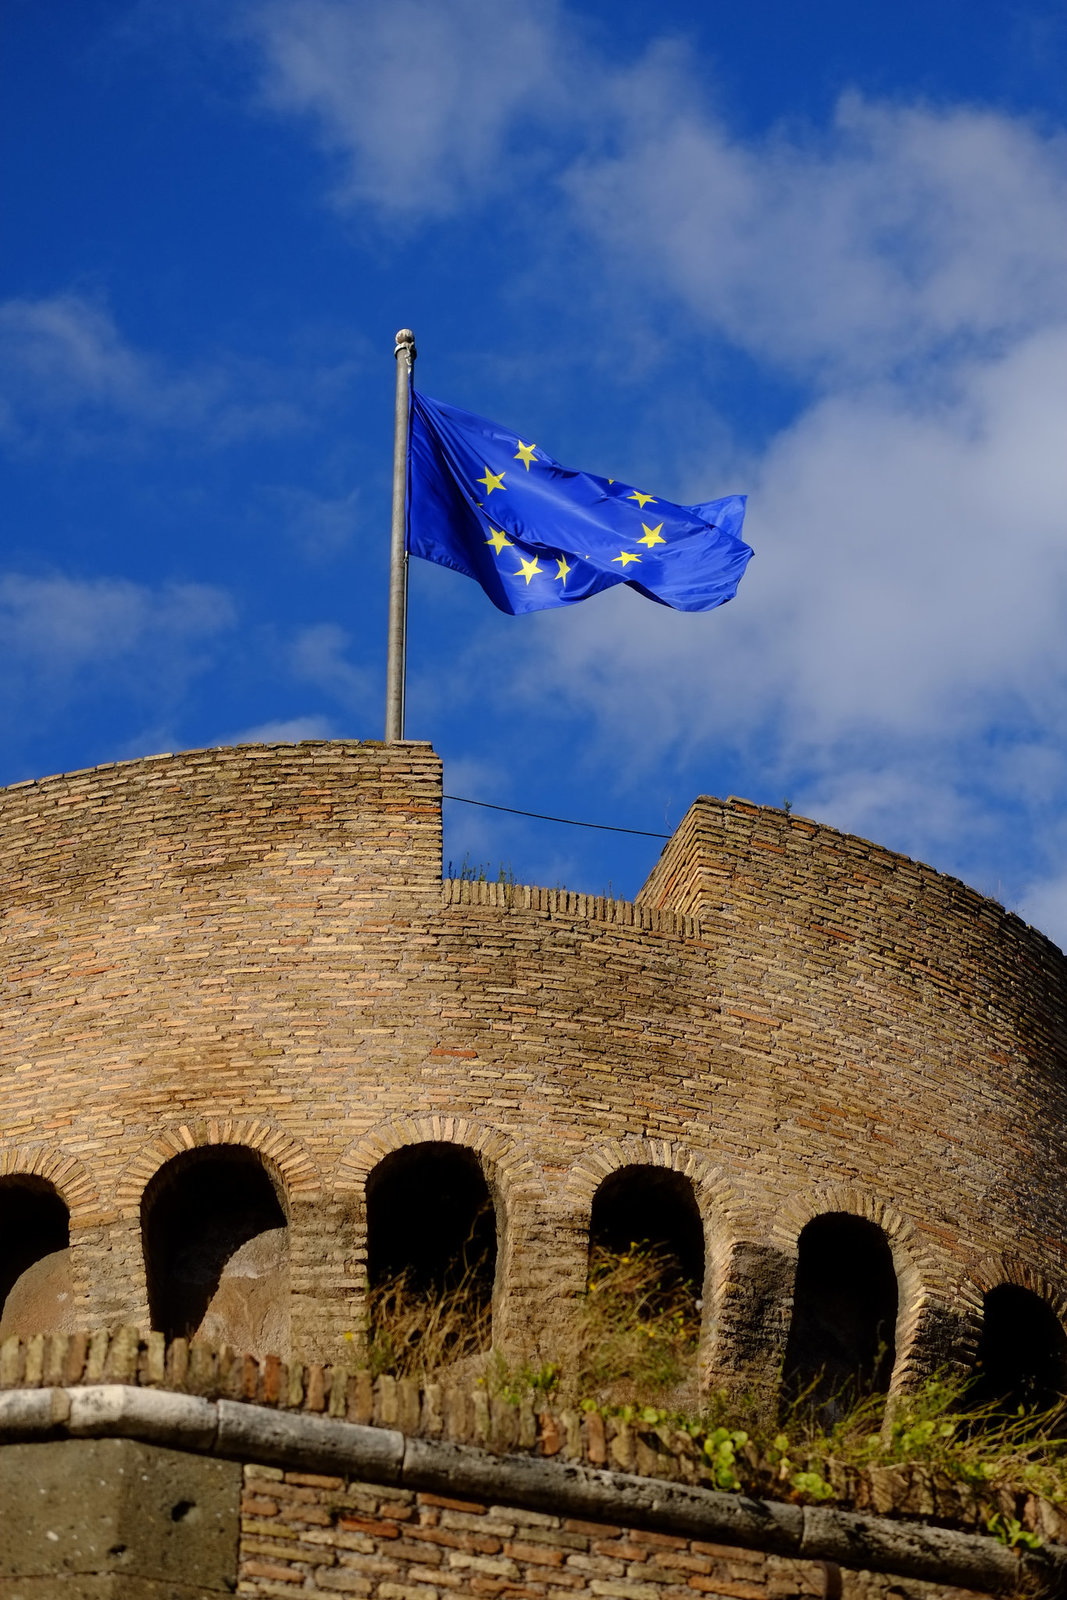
(385, 327, 416, 742)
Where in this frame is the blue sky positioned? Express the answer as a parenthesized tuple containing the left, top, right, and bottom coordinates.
(4, 0, 1067, 936)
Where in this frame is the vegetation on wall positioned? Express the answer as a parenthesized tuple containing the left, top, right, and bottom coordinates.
(361, 1245, 1067, 1546)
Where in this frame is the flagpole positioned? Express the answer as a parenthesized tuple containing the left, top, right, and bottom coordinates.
(385, 328, 416, 742)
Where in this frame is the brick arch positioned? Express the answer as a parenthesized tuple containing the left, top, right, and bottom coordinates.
(114, 1118, 321, 1217)
(562, 1138, 759, 1389)
(772, 1184, 944, 1273)
(563, 1138, 745, 1321)
(0, 1145, 100, 1222)
(564, 1136, 745, 1247)
(771, 1185, 945, 1392)
(336, 1115, 543, 1210)
(966, 1252, 1067, 1317)
(335, 1116, 543, 1359)
(956, 1253, 1067, 1367)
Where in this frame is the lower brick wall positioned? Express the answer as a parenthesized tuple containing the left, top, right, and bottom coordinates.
(237, 1467, 984, 1600)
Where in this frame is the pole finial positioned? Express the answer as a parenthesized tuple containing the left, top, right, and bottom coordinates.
(395, 328, 416, 359)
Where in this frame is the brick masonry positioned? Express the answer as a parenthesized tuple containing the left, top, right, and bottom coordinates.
(235, 1467, 985, 1600)
(3, 1333, 1065, 1596)
(1, 741, 1066, 1378)
(4, 1328, 1065, 1549)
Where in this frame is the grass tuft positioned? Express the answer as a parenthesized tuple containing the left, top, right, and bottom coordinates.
(367, 1265, 491, 1378)
(361, 1246, 1067, 1520)
(568, 1243, 701, 1405)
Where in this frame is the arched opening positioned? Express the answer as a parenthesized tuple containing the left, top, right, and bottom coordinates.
(0, 1178, 72, 1340)
(970, 1284, 1067, 1418)
(582, 1166, 704, 1397)
(588, 1165, 705, 1303)
(141, 1145, 288, 1353)
(781, 1213, 898, 1419)
(366, 1143, 496, 1369)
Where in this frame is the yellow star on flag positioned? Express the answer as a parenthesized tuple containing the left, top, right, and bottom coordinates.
(477, 466, 506, 495)
(485, 527, 512, 555)
(516, 555, 543, 584)
(626, 490, 656, 508)
(555, 556, 572, 584)
(514, 441, 537, 470)
(613, 550, 641, 567)
(638, 522, 665, 547)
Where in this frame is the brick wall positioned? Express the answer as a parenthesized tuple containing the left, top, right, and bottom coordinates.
(1, 1330, 1062, 1597)
(5, 1327, 1066, 1551)
(2, 742, 1066, 1379)
(236, 1467, 981, 1600)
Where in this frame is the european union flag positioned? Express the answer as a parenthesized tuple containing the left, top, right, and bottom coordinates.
(408, 391, 752, 616)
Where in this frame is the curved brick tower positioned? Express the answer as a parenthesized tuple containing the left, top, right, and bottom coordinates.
(2, 740, 1066, 1398)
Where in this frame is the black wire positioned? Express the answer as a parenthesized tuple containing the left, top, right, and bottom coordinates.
(442, 793, 670, 839)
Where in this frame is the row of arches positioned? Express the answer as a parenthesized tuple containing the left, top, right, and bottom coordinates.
(2, 1149, 1065, 1415)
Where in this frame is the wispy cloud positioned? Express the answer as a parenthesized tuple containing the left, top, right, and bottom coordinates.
(1020, 869, 1067, 954)
(240, 3, 1067, 378)
(290, 622, 372, 715)
(221, 714, 337, 744)
(564, 93, 1067, 378)
(0, 293, 307, 448)
(263, 485, 361, 557)
(0, 573, 233, 672)
(243, 0, 568, 215)
(0, 572, 235, 746)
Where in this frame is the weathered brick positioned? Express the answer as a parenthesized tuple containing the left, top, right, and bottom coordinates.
(0, 743, 1044, 1600)
(241, 1559, 305, 1584)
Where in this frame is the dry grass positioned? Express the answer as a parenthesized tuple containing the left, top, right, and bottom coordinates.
(565, 1244, 701, 1406)
(360, 1248, 1067, 1528)
(367, 1266, 492, 1379)
(366, 1243, 701, 1400)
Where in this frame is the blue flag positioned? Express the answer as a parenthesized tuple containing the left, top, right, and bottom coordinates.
(407, 391, 752, 616)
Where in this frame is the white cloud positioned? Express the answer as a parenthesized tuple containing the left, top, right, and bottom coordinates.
(0, 574, 233, 671)
(265, 485, 360, 557)
(0, 573, 235, 734)
(223, 714, 338, 743)
(736, 326, 1067, 742)
(564, 93, 1067, 377)
(0, 294, 304, 447)
(291, 622, 372, 713)
(239, 7, 1067, 376)
(541, 324, 1066, 743)
(243, 0, 566, 214)
(1019, 871, 1067, 955)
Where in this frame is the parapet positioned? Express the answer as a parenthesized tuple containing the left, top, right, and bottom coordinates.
(638, 791, 1067, 1039)
(0, 738, 444, 915)
(0, 1330, 1063, 1597)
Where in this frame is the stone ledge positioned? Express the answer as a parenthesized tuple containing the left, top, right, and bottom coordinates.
(4, 1331, 1067, 1552)
(0, 1385, 1061, 1597)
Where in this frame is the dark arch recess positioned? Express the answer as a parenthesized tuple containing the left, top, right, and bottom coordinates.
(970, 1284, 1067, 1417)
(588, 1165, 705, 1306)
(0, 1177, 70, 1323)
(366, 1142, 497, 1303)
(141, 1145, 287, 1343)
(781, 1212, 898, 1418)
